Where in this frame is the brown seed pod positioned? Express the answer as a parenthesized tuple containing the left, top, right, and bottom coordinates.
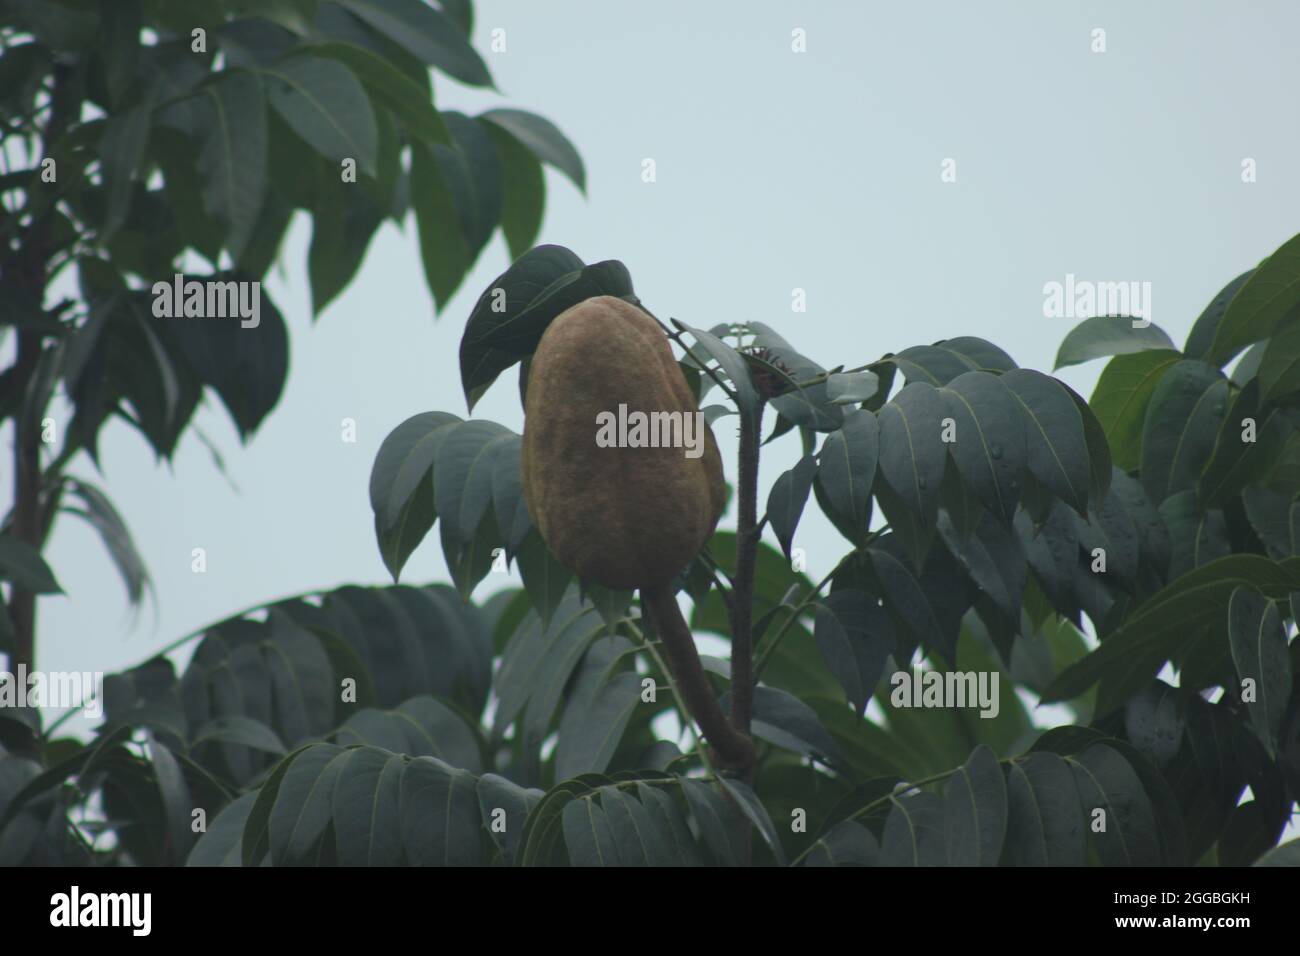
(521, 295, 726, 591)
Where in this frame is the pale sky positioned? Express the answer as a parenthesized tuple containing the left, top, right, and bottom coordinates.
(29, 0, 1300, 775)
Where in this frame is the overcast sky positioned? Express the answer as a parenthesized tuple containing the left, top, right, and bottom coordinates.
(32, 0, 1300, 768)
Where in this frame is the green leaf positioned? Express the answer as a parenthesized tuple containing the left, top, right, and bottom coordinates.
(1185, 270, 1254, 359)
(481, 108, 585, 193)
(1067, 743, 1160, 865)
(459, 247, 635, 410)
(410, 139, 471, 310)
(486, 122, 546, 261)
(246, 745, 321, 865)
(865, 534, 967, 663)
(880, 790, 945, 865)
(368, 411, 461, 529)
(1253, 838, 1300, 866)
(1227, 586, 1291, 757)
(560, 795, 621, 866)
(329, 748, 405, 865)
(1242, 486, 1300, 559)
(720, 685, 841, 767)
(746, 323, 845, 432)
(261, 53, 378, 175)
(1197, 380, 1290, 508)
(1053, 315, 1176, 369)
(441, 513, 497, 599)
(812, 590, 895, 716)
(717, 776, 787, 865)
(1124, 682, 1184, 767)
(680, 778, 742, 865)
(398, 754, 483, 865)
(802, 820, 881, 866)
(338, 0, 492, 87)
(940, 371, 1026, 524)
(1004, 752, 1085, 865)
(0, 534, 61, 594)
(192, 716, 288, 755)
(1044, 555, 1300, 712)
(826, 371, 880, 405)
(889, 345, 978, 386)
(477, 773, 543, 864)
(165, 278, 289, 440)
(1207, 233, 1300, 365)
(1139, 359, 1229, 503)
(99, 97, 153, 239)
(369, 412, 461, 580)
(432, 420, 513, 545)
(431, 112, 503, 257)
(935, 336, 1018, 373)
(814, 408, 878, 545)
(307, 167, 386, 317)
(766, 455, 816, 559)
(516, 529, 572, 630)
(485, 435, 531, 559)
(1256, 306, 1300, 404)
(311, 41, 450, 147)
(1089, 349, 1182, 472)
(556, 644, 640, 779)
(336, 696, 481, 771)
(943, 744, 1007, 866)
(187, 792, 256, 866)
(195, 70, 268, 262)
(674, 321, 760, 421)
(1108, 469, 1168, 576)
(937, 510, 1025, 623)
(493, 593, 605, 755)
(876, 381, 947, 528)
(1000, 369, 1096, 515)
(1161, 491, 1230, 579)
(146, 736, 194, 862)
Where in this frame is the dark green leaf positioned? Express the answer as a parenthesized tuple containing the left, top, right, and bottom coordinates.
(195, 70, 268, 261)
(1000, 369, 1095, 515)
(1054, 315, 1175, 370)
(63, 481, 146, 600)
(460, 247, 634, 410)
(480, 108, 585, 193)
(802, 820, 881, 866)
(1005, 752, 1085, 865)
(876, 381, 947, 529)
(1207, 233, 1300, 365)
(261, 53, 378, 175)
(940, 371, 1025, 524)
(880, 790, 945, 866)
(1227, 586, 1291, 757)
(0, 535, 61, 594)
(943, 744, 1007, 866)
(1139, 359, 1229, 503)
(486, 122, 546, 260)
(814, 408, 878, 545)
(812, 590, 895, 715)
(1089, 349, 1182, 472)
(766, 455, 816, 559)
(338, 0, 492, 87)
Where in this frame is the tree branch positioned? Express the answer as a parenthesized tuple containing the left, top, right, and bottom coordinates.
(640, 584, 754, 771)
(728, 399, 765, 757)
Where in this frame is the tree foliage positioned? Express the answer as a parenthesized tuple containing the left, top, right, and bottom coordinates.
(0, 0, 581, 670)
(7, 229, 1300, 866)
